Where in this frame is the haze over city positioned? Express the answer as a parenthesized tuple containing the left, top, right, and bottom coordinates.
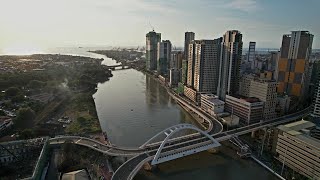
(1, 0, 320, 179)
(0, 0, 319, 52)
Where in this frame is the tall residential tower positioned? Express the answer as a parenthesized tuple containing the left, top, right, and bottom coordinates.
(276, 31, 313, 101)
(184, 32, 195, 58)
(193, 39, 222, 93)
(217, 30, 243, 100)
(184, 39, 222, 102)
(146, 31, 161, 71)
(157, 40, 172, 75)
(182, 32, 195, 84)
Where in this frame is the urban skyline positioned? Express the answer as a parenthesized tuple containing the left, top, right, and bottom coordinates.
(0, 0, 320, 53)
(1, 1, 320, 179)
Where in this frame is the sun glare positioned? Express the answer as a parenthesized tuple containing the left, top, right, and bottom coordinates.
(1, 43, 44, 55)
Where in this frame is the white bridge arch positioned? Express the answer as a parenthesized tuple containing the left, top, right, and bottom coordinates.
(140, 124, 221, 165)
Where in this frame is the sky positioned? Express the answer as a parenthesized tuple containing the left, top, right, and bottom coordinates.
(0, 0, 319, 52)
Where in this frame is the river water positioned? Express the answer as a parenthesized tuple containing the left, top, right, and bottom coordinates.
(93, 68, 197, 147)
(0, 47, 278, 180)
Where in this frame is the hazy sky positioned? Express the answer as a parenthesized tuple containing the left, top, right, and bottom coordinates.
(0, 0, 319, 50)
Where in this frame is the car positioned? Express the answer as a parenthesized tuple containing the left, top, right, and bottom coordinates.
(93, 144, 98, 148)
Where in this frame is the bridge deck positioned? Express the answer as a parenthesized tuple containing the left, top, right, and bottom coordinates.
(48, 107, 310, 180)
(112, 153, 152, 180)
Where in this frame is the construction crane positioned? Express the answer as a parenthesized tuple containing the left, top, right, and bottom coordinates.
(149, 22, 155, 31)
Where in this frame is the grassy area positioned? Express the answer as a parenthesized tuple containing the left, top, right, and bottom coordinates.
(34, 98, 67, 124)
(65, 92, 101, 134)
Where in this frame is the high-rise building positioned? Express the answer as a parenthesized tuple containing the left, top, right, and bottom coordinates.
(170, 51, 183, 70)
(186, 40, 198, 87)
(267, 51, 279, 72)
(217, 30, 243, 100)
(169, 68, 180, 87)
(146, 31, 161, 71)
(193, 39, 222, 93)
(312, 68, 320, 117)
(157, 40, 171, 75)
(183, 32, 195, 84)
(181, 59, 188, 84)
(184, 32, 195, 59)
(276, 31, 313, 100)
(247, 42, 256, 63)
(184, 39, 222, 103)
(239, 74, 277, 120)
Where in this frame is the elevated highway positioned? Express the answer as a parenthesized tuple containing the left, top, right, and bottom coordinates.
(48, 106, 310, 180)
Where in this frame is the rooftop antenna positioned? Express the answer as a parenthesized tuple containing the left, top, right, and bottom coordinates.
(149, 22, 154, 31)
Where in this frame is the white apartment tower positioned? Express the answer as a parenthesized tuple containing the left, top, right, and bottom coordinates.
(193, 39, 222, 93)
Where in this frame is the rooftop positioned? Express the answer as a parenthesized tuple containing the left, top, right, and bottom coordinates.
(201, 94, 225, 104)
(278, 120, 320, 149)
(231, 94, 261, 103)
(0, 116, 12, 124)
(61, 169, 90, 180)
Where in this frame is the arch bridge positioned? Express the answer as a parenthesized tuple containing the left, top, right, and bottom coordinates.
(140, 123, 220, 165)
(112, 124, 221, 180)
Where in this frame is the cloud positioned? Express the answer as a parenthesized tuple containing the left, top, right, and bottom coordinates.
(224, 0, 258, 12)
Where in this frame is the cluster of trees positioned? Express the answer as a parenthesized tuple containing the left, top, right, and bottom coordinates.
(0, 55, 112, 136)
(14, 107, 36, 129)
(93, 49, 143, 61)
(4, 87, 25, 103)
(0, 71, 50, 90)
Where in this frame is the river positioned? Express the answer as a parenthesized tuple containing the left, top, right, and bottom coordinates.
(0, 47, 278, 180)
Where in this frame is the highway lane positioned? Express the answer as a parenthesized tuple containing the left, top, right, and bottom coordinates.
(49, 106, 310, 180)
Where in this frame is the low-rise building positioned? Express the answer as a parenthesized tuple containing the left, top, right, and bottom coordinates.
(0, 137, 49, 179)
(61, 169, 90, 180)
(0, 116, 13, 136)
(184, 86, 198, 103)
(274, 120, 320, 179)
(200, 94, 225, 115)
(276, 95, 291, 116)
(225, 95, 264, 125)
(239, 74, 277, 120)
(158, 75, 166, 85)
(220, 114, 240, 127)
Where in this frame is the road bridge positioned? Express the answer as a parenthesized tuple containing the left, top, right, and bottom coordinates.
(111, 106, 310, 180)
(48, 106, 310, 180)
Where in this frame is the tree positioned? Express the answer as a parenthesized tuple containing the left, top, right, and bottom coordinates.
(19, 129, 35, 139)
(0, 110, 5, 116)
(5, 87, 21, 97)
(28, 80, 45, 89)
(11, 94, 25, 103)
(14, 107, 36, 129)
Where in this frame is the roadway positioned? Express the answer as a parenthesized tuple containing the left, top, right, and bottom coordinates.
(49, 136, 144, 157)
(48, 106, 310, 180)
(166, 86, 224, 134)
(111, 106, 310, 180)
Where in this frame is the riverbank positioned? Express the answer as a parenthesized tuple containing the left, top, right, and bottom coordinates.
(0, 54, 112, 139)
(148, 73, 210, 131)
(90, 51, 214, 132)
